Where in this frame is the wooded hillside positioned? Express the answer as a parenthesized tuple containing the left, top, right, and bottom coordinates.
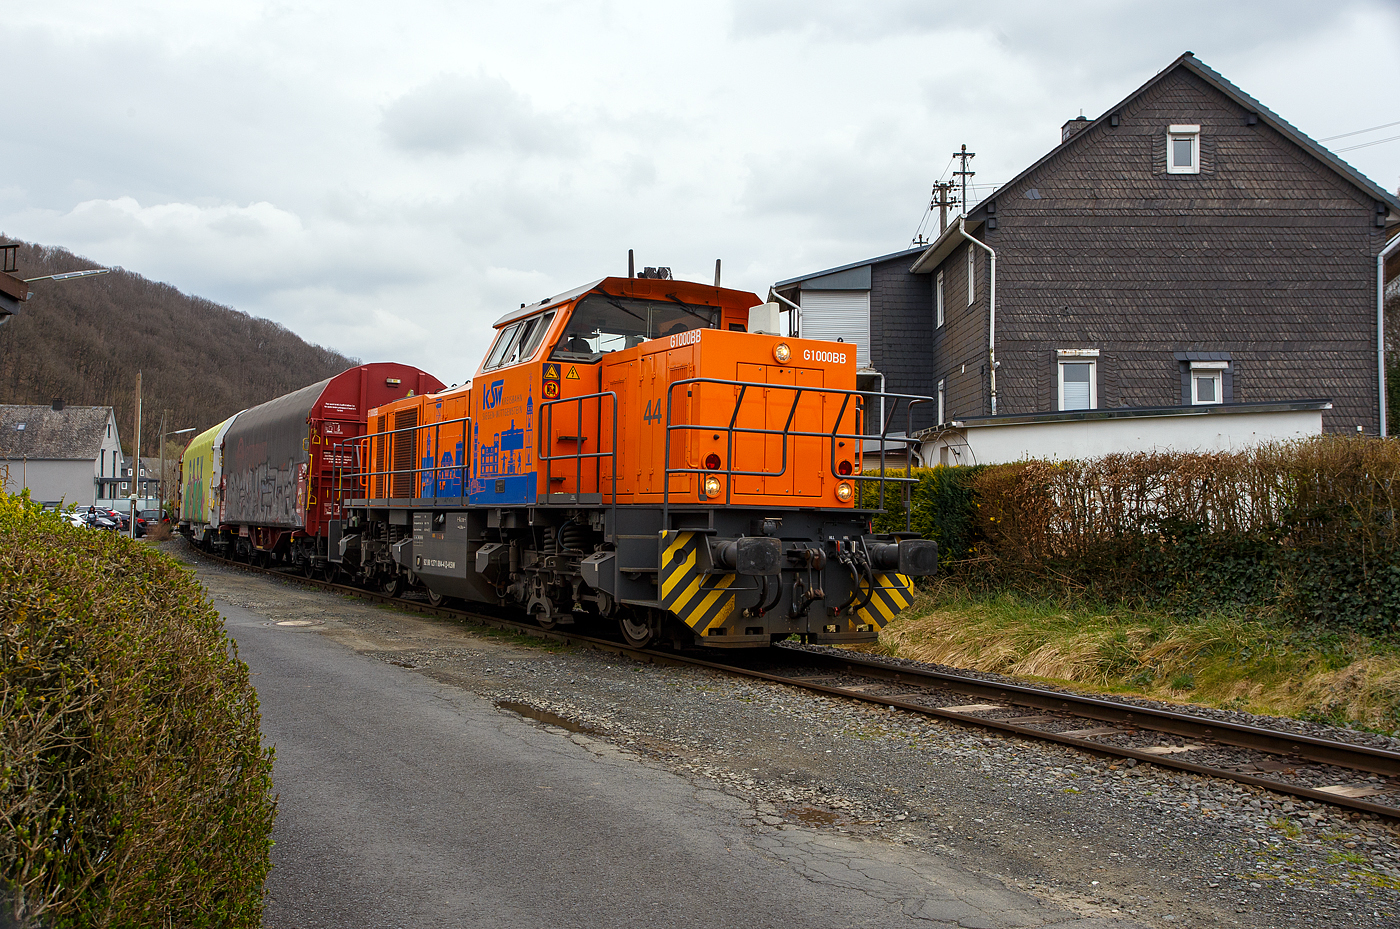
(0, 239, 356, 455)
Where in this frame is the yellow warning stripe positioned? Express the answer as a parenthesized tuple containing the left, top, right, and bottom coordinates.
(663, 530, 691, 564)
(661, 548, 697, 599)
(670, 570, 705, 614)
(854, 573, 916, 628)
(688, 574, 735, 626)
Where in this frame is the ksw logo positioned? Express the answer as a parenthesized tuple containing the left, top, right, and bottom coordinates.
(482, 379, 505, 410)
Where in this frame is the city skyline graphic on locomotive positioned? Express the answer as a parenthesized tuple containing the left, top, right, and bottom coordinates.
(181, 272, 938, 649)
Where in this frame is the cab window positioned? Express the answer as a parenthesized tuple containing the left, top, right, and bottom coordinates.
(483, 322, 523, 370)
(554, 294, 718, 357)
(482, 311, 556, 371)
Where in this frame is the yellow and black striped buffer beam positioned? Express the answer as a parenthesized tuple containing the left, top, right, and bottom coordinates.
(852, 573, 914, 629)
(660, 531, 740, 633)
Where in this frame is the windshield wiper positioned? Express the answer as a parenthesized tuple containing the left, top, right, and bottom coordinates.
(664, 293, 717, 324)
(603, 297, 648, 325)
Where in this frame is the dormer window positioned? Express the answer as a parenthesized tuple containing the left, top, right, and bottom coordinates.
(1167, 124, 1200, 174)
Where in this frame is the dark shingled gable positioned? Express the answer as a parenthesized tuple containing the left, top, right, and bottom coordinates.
(0, 405, 113, 460)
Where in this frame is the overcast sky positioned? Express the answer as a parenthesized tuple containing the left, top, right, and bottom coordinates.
(3, 1, 1397, 384)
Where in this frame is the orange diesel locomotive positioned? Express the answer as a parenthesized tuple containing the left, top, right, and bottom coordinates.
(329, 274, 936, 648)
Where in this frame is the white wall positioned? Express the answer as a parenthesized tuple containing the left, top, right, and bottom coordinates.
(5, 459, 98, 506)
(922, 408, 1325, 467)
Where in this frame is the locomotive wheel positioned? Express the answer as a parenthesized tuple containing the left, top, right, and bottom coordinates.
(381, 575, 403, 598)
(618, 612, 655, 649)
(318, 563, 338, 583)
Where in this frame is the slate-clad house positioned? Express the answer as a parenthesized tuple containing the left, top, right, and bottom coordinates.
(0, 400, 125, 506)
(775, 52, 1400, 453)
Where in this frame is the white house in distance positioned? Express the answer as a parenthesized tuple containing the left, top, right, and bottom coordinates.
(0, 400, 125, 507)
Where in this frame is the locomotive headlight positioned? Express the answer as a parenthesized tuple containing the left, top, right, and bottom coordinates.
(835, 481, 854, 502)
(704, 475, 723, 497)
(772, 342, 791, 364)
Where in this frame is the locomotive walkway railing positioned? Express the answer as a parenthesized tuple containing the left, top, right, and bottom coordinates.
(331, 414, 474, 507)
(539, 389, 619, 534)
(661, 377, 931, 531)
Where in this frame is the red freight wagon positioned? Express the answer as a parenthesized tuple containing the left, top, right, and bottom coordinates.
(219, 362, 443, 571)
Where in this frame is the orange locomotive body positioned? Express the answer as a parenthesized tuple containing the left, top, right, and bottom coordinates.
(335, 275, 937, 648)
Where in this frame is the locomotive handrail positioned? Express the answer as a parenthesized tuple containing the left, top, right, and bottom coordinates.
(332, 415, 473, 506)
(662, 377, 932, 531)
(540, 390, 619, 542)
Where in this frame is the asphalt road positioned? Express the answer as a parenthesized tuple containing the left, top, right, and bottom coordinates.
(223, 599, 1139, 929)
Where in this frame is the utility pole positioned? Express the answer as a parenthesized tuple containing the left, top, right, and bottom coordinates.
(131, 371, 141, 537)
(952, 145, 976, 218)
(157, 409, 167, 519)
(931, 181, 958, 233)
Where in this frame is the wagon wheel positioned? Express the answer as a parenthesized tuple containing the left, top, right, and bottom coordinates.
(426, 588, 448, 608)
(318, 563, 339, 583)
(381, 575, 404, 598)
(618, 611, 655, 649)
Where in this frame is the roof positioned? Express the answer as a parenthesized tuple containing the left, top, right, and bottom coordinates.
(773, 247, 926, 291)
(0, 405, 114, 460)
(908, 218, 985, 274)
(964, 52, 1400, 226)
(911, 399, 1333, 439)
(493, 279, 604, 328)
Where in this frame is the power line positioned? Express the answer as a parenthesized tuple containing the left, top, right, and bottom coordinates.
(1335, 134, 1400, 153)
(1320, 120, 1400, 142)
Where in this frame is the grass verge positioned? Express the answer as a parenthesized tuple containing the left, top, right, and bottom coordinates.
(875, 581, 1400, 735)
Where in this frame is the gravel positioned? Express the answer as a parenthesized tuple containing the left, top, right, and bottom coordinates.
(167, 539, 1400, 929)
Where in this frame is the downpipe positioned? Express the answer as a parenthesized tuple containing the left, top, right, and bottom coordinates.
(956, 218, 998, 416)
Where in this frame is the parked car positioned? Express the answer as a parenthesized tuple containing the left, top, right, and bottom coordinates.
(134, 509, 162, 537)
(78, 508, 120, 531)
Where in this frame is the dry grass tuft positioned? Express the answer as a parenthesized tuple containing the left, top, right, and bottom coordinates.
(878, 583, 1400, 733)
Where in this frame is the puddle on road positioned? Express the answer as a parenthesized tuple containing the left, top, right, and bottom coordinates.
(787, 806, 842, 827)
(495, 701, 598, 734)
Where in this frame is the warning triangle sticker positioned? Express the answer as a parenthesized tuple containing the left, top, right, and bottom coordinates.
(543, 363, 561, 379)
(565, 366, 580, 379)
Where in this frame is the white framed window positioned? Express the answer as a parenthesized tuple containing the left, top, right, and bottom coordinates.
(966, 248, 976, 305)
(937, 378, 945, 425)
(1057, 351, 1099, 411)
(935, 271, 945, 328)
(1167, 124, 1200, 174)
(1190, 361, 1227, 405)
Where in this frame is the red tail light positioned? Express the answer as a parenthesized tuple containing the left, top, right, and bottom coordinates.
(704, 453, 722, 471)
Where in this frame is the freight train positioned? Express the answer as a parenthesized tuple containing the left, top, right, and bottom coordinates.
(180, 273, 937, 648)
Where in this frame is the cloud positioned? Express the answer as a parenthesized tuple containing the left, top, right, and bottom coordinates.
(380, 73, 564, 156)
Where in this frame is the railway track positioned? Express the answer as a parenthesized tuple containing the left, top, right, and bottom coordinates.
(198, 546, 1400, 823)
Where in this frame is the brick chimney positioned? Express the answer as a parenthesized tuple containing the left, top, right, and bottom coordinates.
(1061, 116, 1090, 143)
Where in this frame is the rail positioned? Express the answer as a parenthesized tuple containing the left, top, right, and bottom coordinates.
(661, 377, 931, 530)
(332, 415, 473, 506)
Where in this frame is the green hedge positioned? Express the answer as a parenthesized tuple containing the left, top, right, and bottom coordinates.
(863, 436, 1400, 636)
(857, 465, 987, 565)
(0, 492, 274, 927)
